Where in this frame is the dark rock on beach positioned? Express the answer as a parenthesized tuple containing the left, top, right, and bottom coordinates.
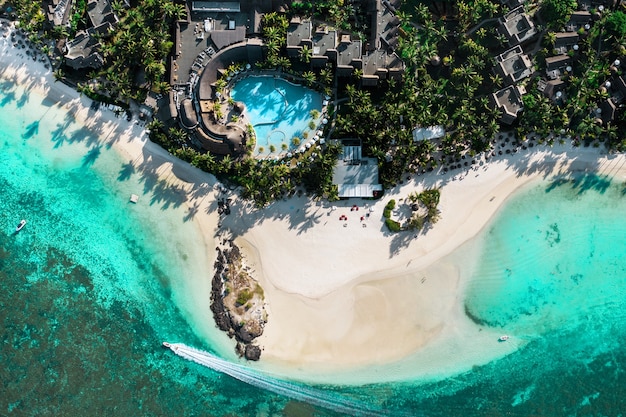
(210, 240, 266, 361)
(244, 344, 261, 361)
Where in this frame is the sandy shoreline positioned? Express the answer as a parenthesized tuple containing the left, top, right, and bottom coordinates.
(4, 20, 626, 384)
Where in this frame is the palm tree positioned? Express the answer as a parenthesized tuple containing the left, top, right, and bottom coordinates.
(168, 127, 188, 144)
(53, 68, 65, 82)
(147, 118, 164, 131)
(299, 45, 312, 64)
(276, 56, 291, 70)
(302, 71, 316, 86)
(544, 31, 557, 47)
(411, 4, 430, 24)
(319, 66, 333, 86)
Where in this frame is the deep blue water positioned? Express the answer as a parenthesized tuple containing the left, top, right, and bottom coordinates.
(2, 58, 626, 416)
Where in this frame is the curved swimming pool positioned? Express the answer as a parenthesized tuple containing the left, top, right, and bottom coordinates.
(230, 75, 323, 156)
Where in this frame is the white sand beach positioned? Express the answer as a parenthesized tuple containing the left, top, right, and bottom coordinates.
(4, 20, 626, 384)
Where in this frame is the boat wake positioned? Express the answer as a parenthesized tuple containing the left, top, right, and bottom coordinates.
(162, 342, 393, 416)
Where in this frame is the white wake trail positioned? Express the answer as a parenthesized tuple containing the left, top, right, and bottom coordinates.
(162, 342, 390, 416)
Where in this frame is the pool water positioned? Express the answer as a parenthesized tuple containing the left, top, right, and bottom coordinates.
(230, 76, 323, 156)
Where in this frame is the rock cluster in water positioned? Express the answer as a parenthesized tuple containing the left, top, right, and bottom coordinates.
(211, 239, 266, 360)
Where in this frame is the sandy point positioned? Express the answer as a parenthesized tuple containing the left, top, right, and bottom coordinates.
(4, 23, 626, 383)
(220, 143, 626, 382)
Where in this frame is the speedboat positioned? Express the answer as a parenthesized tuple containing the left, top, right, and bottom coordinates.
(15, 219, 27, 232)
(498, 335, 509, 342)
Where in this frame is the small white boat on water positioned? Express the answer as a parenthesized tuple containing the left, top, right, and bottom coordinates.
(499, 335, 510, 342)
(15, 219, 27, 232)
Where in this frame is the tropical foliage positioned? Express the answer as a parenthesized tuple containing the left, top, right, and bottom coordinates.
(540, 0, 578, 29)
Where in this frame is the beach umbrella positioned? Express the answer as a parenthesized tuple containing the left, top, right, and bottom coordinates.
(322, 118, 328, 124)
(305, 143, 311, 149)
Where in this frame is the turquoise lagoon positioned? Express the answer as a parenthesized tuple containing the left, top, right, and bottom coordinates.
(1, 71, 626, 415)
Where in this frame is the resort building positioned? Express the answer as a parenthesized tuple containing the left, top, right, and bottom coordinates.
(369, 0, 401, 52)
(311, 26, 338, 68)
(609, 75, 626, 104)
(336, 35, 363, 77)
(44, 0, 74, 27)
(538, 78, 566, 102)
(64, 28, 105, 70)
(493, 45, 533, 85)
(281, 0, 405, 84)
(361, 49, 404, 86)
(566, 11, 592, 32)
(191, 1, 242, 13)
(286, 17, 312, 58)
(58, 0, 119, 70)
(545, 54, 572, 80)
(412, 126, 445, 142)
(597, 99, 616, 125)
(498, 6, 538, 46)
(333, 142, 383, 198)
(491, 85, 526, 125)
(553, 32, 579, 54)
(86, 0, 119, 27)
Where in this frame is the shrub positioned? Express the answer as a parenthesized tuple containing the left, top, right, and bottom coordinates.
(385, 199, 396, 210)
(385, 218, 402, 232)
(605, 11, 626, 41)
(236, 289, 253, 306)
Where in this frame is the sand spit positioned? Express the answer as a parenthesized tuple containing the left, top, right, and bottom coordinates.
(4, 19, 626, 384)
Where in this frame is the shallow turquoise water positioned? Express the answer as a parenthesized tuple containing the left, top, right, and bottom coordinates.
(230, 75, 322, 155)
(2, 66, 626, 415)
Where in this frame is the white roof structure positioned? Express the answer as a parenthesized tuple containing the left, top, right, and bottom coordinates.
(192, 1, 240, 12)
(337, 184, 383, 198)
(412, 125, 445, 142)
(333, 144, 382, 198)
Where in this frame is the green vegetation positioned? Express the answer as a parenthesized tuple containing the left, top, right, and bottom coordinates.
(383, 189, 441, 233)
(235, 289, 253, 307)
(412, 188, 441, 225)
(541, 0, 578, 29)
(10, 0, 626, 209)
(385, 218, 402, 232)
(383, 199, 396, 219)
(260, 12, 289, 69)
(605, 11, 626, 42)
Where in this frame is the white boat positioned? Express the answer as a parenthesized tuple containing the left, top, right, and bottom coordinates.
(15, 219, 27, 232)
(499, 335, 509, 342)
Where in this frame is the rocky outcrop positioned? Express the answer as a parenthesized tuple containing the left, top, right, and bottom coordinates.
(210, 239, 267, 360)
